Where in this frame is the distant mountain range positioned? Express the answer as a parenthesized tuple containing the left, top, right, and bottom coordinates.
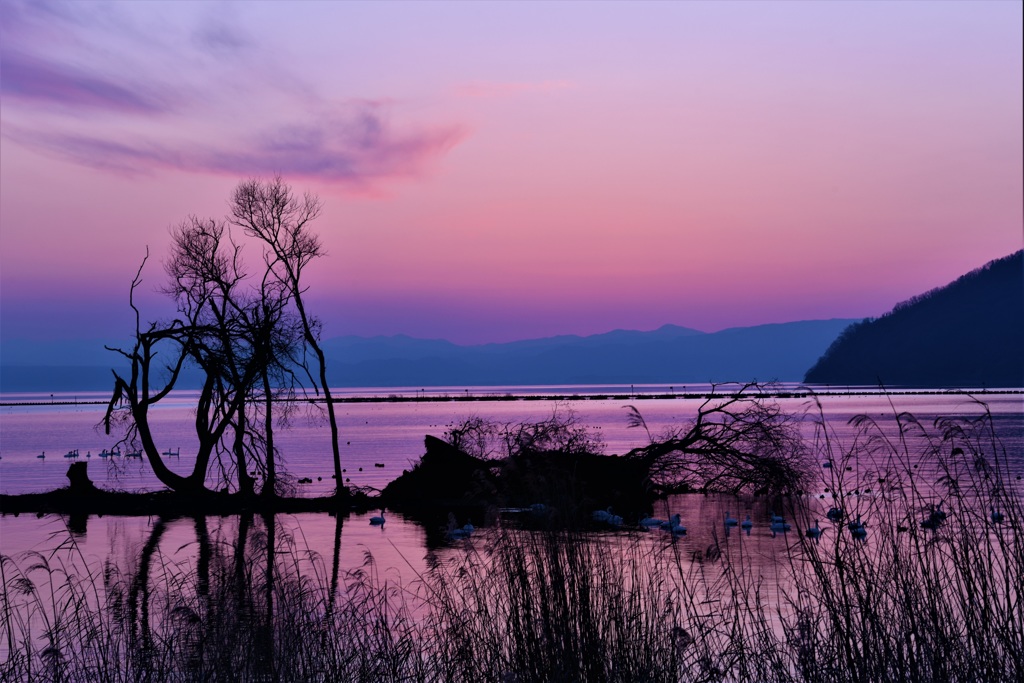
(805, 251, 1023, 388)
(319, 320, 856, 388)
(8, 247, 1019, 394)
(1, 319, 855, 392)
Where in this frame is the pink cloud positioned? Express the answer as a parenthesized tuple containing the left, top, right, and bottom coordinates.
(5, 106, 468, 186)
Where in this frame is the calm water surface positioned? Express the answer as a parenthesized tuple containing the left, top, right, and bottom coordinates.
(2, 385, 1021, 582)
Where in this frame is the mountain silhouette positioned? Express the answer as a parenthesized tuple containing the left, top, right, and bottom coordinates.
(805, 251, 1024, 388)
(1, 321, 853, 392)
(322, 320, 854, 387)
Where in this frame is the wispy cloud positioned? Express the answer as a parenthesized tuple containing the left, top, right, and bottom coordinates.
(0, 1, 467, 188)
(455, 80, 574, 99)
(0, 50, 175, 114)
(8, 105, 467, 185)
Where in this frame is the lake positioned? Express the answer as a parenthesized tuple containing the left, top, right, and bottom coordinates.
(2, 385, 1022, 680)
(2, 384, 1021, 561)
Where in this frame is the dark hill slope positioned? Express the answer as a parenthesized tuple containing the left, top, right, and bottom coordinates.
(805, 251, 1024, 388)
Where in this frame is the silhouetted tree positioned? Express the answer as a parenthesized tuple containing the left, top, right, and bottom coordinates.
(625, 382, 808, 494)
(230, 177, 344, 494)
(104, 187, 319, 498)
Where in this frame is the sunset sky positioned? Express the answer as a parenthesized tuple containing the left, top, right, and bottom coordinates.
(1, 0, 1021, 346)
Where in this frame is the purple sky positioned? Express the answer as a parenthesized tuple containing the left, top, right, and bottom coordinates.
(1, 0, 1021, 346)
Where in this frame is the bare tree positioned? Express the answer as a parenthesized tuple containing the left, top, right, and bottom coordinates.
(104, 212, 306, 497)
(625, 382, 809, 494)
(230, 177, 344, 495)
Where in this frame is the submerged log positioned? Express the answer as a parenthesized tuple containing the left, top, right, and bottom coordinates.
(381, 435, 657, 521)
(381, 435, 498, 510)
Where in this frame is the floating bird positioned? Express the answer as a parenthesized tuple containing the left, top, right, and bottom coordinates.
(741, 515, 753, 530)
(847, 517, 867, 540)
(822, 461, 832, 469)
(770, 521, 791, 537)
(447, 514, 472, 538)
(369, 511, 386, 526)
(37, 451, 45, 459)
(990, 507, 1004, 524)
(593, 507, 622, 525)
(639, 515, 665, 528)
(724, 511, 738, 527)
(662, 513, 686, 535)
(770, 511, 785, 524)
(805, 521, 822, 540)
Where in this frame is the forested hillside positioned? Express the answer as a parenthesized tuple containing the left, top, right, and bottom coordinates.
(805, 251, 1024, 388)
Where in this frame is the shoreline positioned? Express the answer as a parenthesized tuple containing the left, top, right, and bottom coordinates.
(2, 386, 1020, 408)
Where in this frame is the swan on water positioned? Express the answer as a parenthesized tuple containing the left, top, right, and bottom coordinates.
(593, 507, 622, 525)
(369, 511, 386, 525)
(724, 511, 738, 527)
(661, 514, 686, 534)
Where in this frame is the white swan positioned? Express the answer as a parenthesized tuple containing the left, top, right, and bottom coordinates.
(740, 515, 753, 530)
(724, 511, 738, 527)
(639, 515, 665, 528)
(991, 507, 1004, 524)
(805, 521, 822, 540)
(593, 507, 622, 525)
(847, 517, 867, 539)
(447, 513, 473, 539)
(369, 511, 385, 525)
(666, 514, 686, 535)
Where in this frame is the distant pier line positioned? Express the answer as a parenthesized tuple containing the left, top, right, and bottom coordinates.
(2, 387, 1020, 408)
